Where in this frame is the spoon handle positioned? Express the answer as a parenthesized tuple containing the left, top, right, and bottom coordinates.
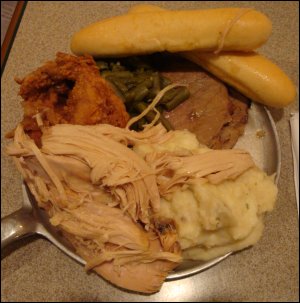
(1, 208, 37, 249)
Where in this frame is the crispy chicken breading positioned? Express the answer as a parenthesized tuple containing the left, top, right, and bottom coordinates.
(11, 52, 129, 145)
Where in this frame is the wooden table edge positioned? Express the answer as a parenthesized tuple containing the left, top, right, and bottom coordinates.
(1, 1, 27, 75)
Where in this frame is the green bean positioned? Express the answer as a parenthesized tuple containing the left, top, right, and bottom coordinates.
(125, 82, 149, 103)
(152, 73, 161, 91)
(107, 77, 128, 93)
(142, 78, 154, 89)
(110, 77, 140, 91)
(121, 78, 139, 86)
(134, 102, 155, 121)
(123, 78, 153, 102)
(159, 87, 180, 104)
(126, 82, 138, 90)
(135, 75, 152, 85)
(133, 86, 149, 103)
(161, 76, 172, 88)
(136, 69, 154, 75)
(133, 102, 147, 112)
(133, 102, 173, 130)
(158, 114, 173, 131)
(163, 87, 190, 111)
(115, 71, 134, 78)
(147, 72, 161, 99)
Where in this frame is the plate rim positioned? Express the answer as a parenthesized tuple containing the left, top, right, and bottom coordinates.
(19, 104, 282, 282)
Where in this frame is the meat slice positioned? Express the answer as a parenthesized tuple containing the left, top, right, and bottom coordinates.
(152, 54, 249, 149)
(209, 89, 249, 149)
(163, 69, 232, 148)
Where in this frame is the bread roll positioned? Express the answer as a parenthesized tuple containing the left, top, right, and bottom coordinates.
(130, 5, 296, 108)
(182, 51, 296, 108)
(71, 8, 272, 57)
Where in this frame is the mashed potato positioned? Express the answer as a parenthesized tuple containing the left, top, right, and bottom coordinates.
(134, 130, 278, 261)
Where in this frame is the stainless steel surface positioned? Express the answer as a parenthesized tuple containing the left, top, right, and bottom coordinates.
(1, 184, 37, 249)
(1, 207, 36, 249)
(235, 103, 281, 179)
(25, 184, 85, 265)
(1, 183, 85, 265)
(1, 103, 281, 282)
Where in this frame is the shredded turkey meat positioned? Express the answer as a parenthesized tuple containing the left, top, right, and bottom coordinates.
(6, 122, 255, 293)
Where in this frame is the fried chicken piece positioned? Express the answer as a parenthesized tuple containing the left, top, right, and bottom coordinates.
(12, 52, 129, 145)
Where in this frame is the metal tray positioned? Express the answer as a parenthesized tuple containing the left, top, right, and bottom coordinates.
(1, 103, 281, 282)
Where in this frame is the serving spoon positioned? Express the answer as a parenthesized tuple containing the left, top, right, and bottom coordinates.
(1, 183, 84, 264)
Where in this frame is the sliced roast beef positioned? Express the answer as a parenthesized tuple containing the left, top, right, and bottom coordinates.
(152, 54, 249, 149)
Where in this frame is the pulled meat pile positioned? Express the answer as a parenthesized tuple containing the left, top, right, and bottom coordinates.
(10, 52, 129, 145)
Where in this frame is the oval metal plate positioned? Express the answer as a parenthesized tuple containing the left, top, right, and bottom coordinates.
(23, 102, 281, 280)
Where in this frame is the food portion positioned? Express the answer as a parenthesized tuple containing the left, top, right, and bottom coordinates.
(71, 8, 272, 56)
(9, 52, 129, 145)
